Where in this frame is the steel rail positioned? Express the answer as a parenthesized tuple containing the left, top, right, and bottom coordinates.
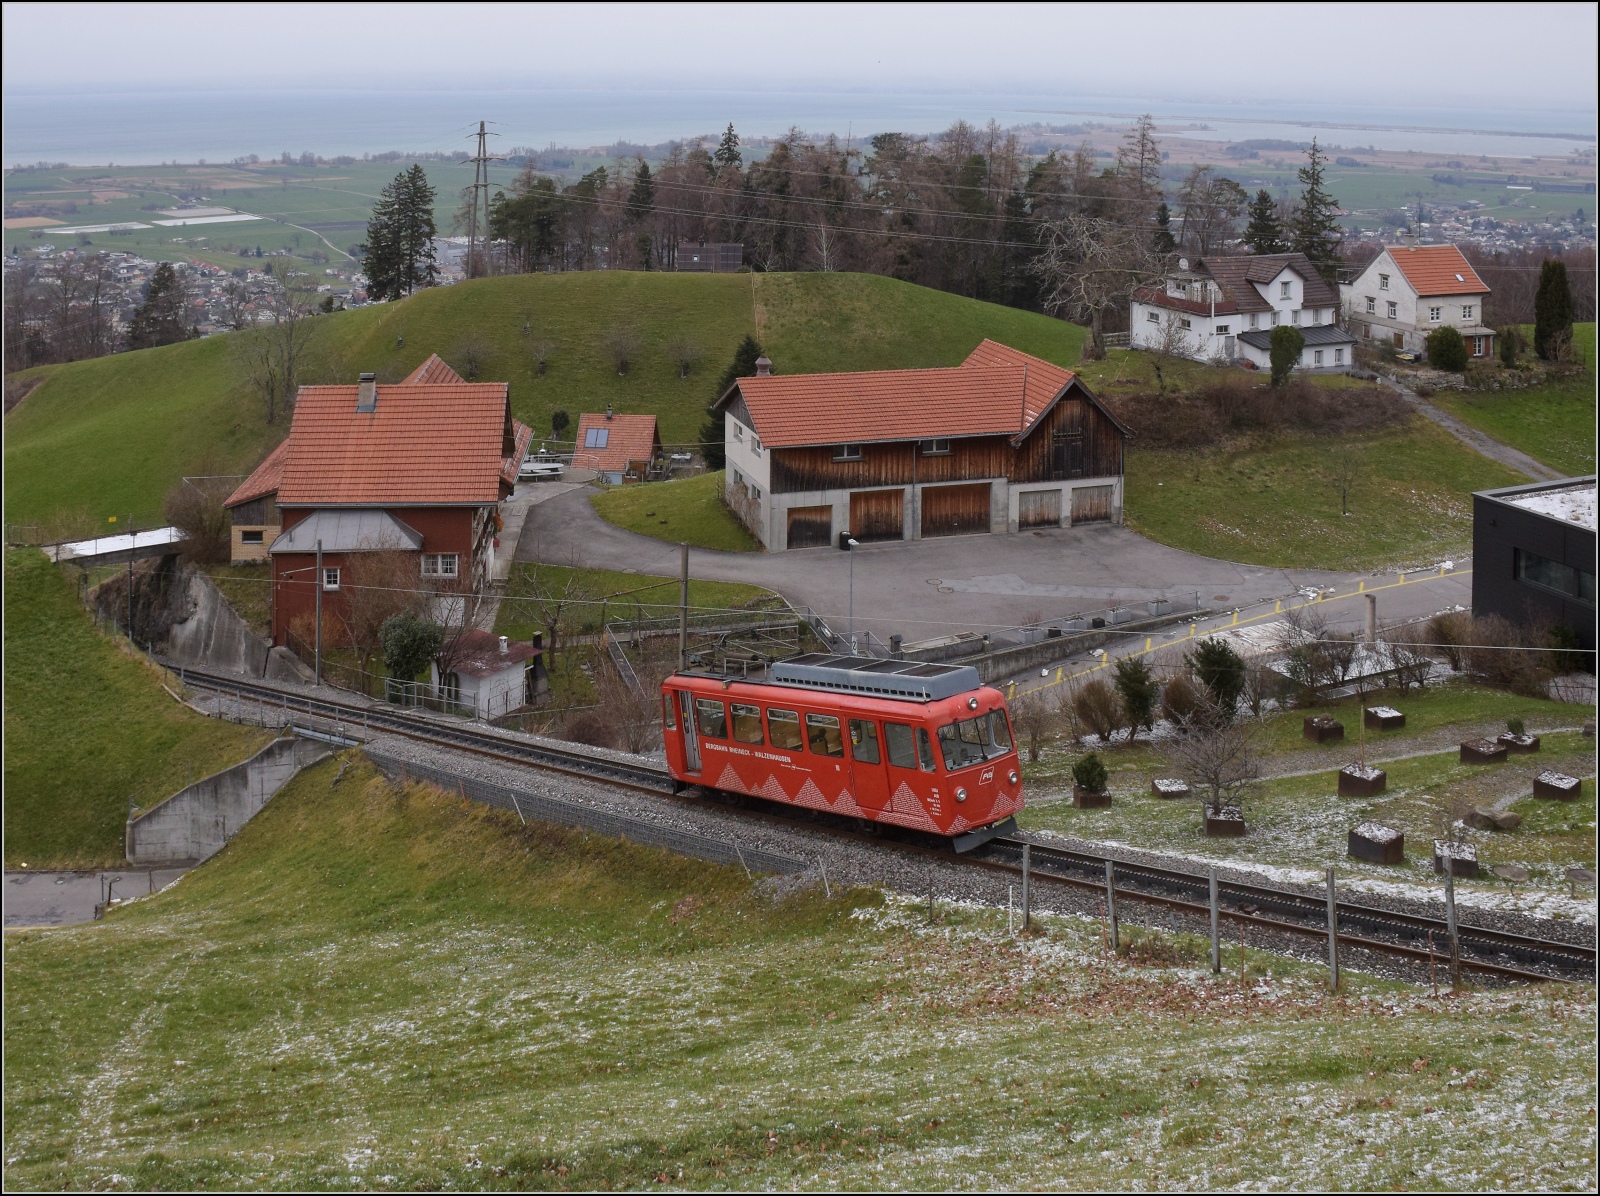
(173, 663, 1592, 983)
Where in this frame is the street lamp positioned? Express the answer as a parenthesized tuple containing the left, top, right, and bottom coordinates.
(846, 536, 859, 654)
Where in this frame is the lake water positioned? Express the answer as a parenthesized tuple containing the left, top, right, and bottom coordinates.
(3, 85, 1593, 166)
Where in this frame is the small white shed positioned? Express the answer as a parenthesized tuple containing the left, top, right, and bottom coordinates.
(431, 630, 542, 719)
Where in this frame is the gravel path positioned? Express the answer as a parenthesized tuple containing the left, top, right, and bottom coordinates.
(1377, 374, 1562, 482)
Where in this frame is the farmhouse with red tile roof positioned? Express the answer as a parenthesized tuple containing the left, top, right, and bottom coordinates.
(224, 354, 532, 643)
(712, 340, 1126, 550)
(1340, 243, 1495, 359)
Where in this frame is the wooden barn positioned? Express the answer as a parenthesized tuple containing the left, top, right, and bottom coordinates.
(713, 340, 1127, 550)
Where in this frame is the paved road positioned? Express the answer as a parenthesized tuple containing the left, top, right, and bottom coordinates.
(516, 486, 1470, 649)
(4, 868, 188, 929)
(1379, 375, 1563, 482)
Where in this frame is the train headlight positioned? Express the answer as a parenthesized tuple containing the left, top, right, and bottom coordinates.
(967, 697, 979, 710)
(955, 787, 968, 802)
(1008, 771, 1019, 785)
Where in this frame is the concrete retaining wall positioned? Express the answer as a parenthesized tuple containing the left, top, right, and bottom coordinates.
(962, 609, 1215, 684)
(163, 566, 314, 682)
(125, 736, 331, 865)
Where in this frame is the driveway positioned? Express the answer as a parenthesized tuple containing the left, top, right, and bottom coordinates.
(4, 868, 188, 929)
(515, 487, 1471, 648)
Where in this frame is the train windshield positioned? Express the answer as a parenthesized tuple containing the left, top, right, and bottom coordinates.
(936, 712, 1013, 770)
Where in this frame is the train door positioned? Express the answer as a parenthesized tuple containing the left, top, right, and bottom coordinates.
(847, 719, 890, 812)
(678, 690, 700, 773)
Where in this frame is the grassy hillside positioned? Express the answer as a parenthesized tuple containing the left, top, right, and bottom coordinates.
(2, 549, 271, 867)
(4, 272, 1086, 528)
(5, 754, 1591, 1190)
(1433, 323, 1596, 479)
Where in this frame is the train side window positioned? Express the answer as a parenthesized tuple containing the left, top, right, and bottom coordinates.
(694, 698, 727, 739)
(916, 728, 938, 772)
(767, 708, 803, 751)
(806, 713, 845, 757)
(989, 710, 1013, 753)
(731, 702, 764, 745)
(849, 719, 880, 764)
(884, 722, 917, 769)
(662, 693, 677, 731)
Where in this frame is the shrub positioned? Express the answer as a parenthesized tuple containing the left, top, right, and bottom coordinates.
(1186, 638, 1246, 715)
(563, 711, 616, 748)
(380, 611, 442, 682)
(162, 478, 231, 565)
(1072, 678, 1124, 743)
(1269, 325, 1305, 387)
(1160, 672, 1205, 725)
(1071, 752, 1108, 793)
(1506, 715, 1525, 736)
(1497, 326, 1521, 368)
(1426, 325, 1468, 371)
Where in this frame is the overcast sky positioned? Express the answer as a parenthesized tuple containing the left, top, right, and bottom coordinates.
(3, 2, 1596, 120)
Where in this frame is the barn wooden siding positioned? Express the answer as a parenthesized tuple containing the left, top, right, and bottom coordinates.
(766, 385, 1122, 495)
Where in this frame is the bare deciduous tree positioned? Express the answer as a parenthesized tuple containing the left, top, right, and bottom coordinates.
(235, 267, 319, 424)
(1166, 704, 1262, 814)
(335, 544, 431, 687)
(601, 326, 643, 376)
(452, 334, 494, 381)
(665, 334, 704, 379)
(1034, 213, 1158, 359)
(1008, 691, 1055, 762)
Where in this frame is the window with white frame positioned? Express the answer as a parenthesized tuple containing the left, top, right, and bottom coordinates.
(1291, 309, 1301, 325)
(833, 444, 863, 462)
(751, 435, 761, 453)
(322, 567, 340, 591)
(1462, 304, 1474, 320)
(1473, 336, 1485, 356)
(1379, 273, 1390, 290)
(1147, 310, 1159, 322)
(1271, 311, 1280, 326)
(920, 438, 951, 455)
(1429, 306, 1442, 322)
(1215, 324, 1229, 335)
(732, 422, 743, 441)
(1249, 313, 1259, 328)
(732, 468, 743, 485)
(1280, 280, 1292, 298)
(1386, 301, 1397, 319)
(1313, 350, 1324, 366)
(421, 553, 459, 578)
(1365, 296, 1376, 314)
(1179, 317, 1191, 330)
(1335, 347, 1345, 365)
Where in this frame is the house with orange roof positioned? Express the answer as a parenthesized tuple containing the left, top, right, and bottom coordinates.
(223, 353, 532, 643)
(711, 340, 1126, 550)
(1340, 243, 1494, 360)
(571, 409, 662, 484)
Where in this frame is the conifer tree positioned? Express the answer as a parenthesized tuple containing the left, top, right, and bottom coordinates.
(1243, 188, 1287, 254)
(714, 123, 742, 170)
(126, 261, 193, 349)
(1152, 202, 1176, 254)
(1534, 258, 1574, 360)
(626, 159, 655, 222)
(698, 334, 763, 469)
(364, 165, 438, 301)
(1290, 139, 1342, 281)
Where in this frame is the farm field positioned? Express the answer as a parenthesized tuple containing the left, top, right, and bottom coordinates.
(590, 471, 761, 552)
(1432, 323, 1597, 479)
(4, 753, 1593, 1191)
(4, 271, 1085, 529)
(3, 548, 271, 868)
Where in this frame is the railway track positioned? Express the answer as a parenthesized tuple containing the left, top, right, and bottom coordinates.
(172, 662, 1595, 985)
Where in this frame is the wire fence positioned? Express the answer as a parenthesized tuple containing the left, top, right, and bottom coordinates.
(365, 751, 808, 876)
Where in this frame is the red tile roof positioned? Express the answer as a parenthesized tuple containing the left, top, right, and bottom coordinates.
(501, 419, 534, 487)
(723, 339, 1104, 448)
(402, 353, 466, 385)
(1384, 244, 1490, 296)
(225, 438, 289, 508)
(572, 412, 661, 474)
(276, 381, 514, 506)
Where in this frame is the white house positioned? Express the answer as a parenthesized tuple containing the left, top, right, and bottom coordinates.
(431, 630, 543, 719)
(1340, 243, 1494, 360)
(1129, 252, 1357, 373)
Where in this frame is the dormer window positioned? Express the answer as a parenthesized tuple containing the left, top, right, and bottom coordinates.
(1280, 280, 1292, 298)
(1379, 273, 1390, 290)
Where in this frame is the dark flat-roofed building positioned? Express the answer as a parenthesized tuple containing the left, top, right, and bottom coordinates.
(1472, 476, 1596, 650)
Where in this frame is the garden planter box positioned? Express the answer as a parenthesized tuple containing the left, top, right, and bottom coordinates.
(1496, 732, 1541, 755)
(1348, 821, 1404, 864)
(1433, 840, 1479, 878)
(1459, 738, 1508, 765)
(1073, 786, 1112, 808)
(1364, 706, 1406, 731)
(1204, 805, 1246, 837)
(1151, 778, 1190, 799)
(1338, 764, 1388, 797)
(1533, 771, 1582, 800)
(1303, 716, 1344, 743)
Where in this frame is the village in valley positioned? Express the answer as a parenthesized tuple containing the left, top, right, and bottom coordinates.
(2, 4, 1596, 1191)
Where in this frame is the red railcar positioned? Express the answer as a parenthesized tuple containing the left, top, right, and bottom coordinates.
(660, 653, 1022, 851)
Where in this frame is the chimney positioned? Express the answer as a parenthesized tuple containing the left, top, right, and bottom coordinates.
(498, 635, 509, 655)
(605, 403, 613, 421)
(356, 372, 377, 412)
(754, 355, 772, 377)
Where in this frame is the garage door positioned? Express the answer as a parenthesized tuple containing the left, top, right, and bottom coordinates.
(786, 505, 833, 549)
(1018, 489, 1062, 530)
(920, 483, 992, 538)
(850, 489, 904, 542)
(1070, 484, 1114, 525)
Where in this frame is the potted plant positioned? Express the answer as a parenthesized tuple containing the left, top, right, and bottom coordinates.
(1072, 753, 1111, 808)
(1497, 715, 1541, 754)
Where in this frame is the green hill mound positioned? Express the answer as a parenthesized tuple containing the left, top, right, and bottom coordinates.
(4, 272, 1085, 527)
(3, 548, 270, 867)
